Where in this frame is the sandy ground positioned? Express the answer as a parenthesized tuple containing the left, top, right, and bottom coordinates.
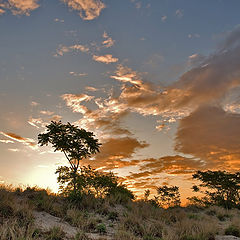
(216, 236, 240, 240)
(33, 210, 112, 239)
(33, 210, 240, 240)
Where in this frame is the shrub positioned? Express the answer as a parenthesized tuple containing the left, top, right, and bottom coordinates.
(217, 213, 230, 221)
(96, 223, 107, 234)
(225, 225, 240, 237)
(192, 170, 240, 209)
(0, 203, 14, 218)
(157, 185, 181, 208)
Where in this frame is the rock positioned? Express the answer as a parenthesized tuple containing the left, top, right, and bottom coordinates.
(215, 235, 240, 240)
(33, 211, 78, 238)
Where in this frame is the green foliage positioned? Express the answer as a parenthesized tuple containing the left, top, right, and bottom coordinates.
(108, 184, 135, 204)
(157, 185, 181, 208)
(96, 223, 106, 234)
(225, 225, 240, 237)
(192, 170, 240, 209)
(56, 165, 134, 202)
(108, 211, 119, 221)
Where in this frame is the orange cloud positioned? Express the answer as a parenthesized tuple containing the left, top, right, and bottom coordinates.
(81, 136, 148, 170)
(55, 44, 89, 57)
(62, 93, 93, 114)
(0, 132, 37, 150)
(40, 110, 54, 116)
(0, 0, 40, 16)
(28, 117, 44, 129)
(102, 31, 115, 48)
(60, 27, 240, 185)
(62, 0, 105, 20)
(92, 54, 118, 64)
(175, 105, 240, 170)
(0, 8, 5, 14)
(85, 86, 98, 92)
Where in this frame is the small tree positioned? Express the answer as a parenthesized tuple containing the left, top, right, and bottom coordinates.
(192, 170, 240, 209)
(56, 165, 117, 198)
(38, 121, 101, 195)
(144, 189, 150, 201)
(56, 165, 134, 202)
(157, 185, 181, 208)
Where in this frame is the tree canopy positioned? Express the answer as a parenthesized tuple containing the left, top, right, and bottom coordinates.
(157, 185, 181, 208)
(38, 121, 101, 173)
(38, 121, 101, 194)
(191, 170, 240, 209)
(56, 165, 134, 202)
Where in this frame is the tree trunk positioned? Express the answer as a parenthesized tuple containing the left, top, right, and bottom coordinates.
(72, 167, 77, 196)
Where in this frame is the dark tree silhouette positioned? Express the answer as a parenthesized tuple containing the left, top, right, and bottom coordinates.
(38, 121, 101, 194)
(157, 185, 181, 208)
(56, 165, 134, 202)
(191, 170, 240, 209)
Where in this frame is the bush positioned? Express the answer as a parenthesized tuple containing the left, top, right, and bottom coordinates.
(225, 225, 240, 237)
(0, 203, 14, 218)
(217, 213, 230, 221)
(96, 223, 107, 234)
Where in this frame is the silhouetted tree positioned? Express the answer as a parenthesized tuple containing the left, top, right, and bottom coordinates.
(56, 165, 134, 202)
(144, 189, 150, 201)
(192, 170, 240, 209)
(38, 121, 101, 195)
(157, 185, 181, 208)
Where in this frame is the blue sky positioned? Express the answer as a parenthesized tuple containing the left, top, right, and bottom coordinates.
(1, 0, 240, 200)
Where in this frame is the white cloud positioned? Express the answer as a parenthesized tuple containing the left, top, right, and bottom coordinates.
(161, 15, 167, 22)
(176, 9, 183, 18)
(0, 139, 14, 143)
(54, 18, 64, 23)
(28, 117, 44, 129)
(8, 148, 20, 152)
(62, 93, 93, 114)
(188, 33, 200, 39)
(55, 44, 89, 57)
(69, 71, 88, 77)
(31, 101, 39, 106)
(40, 110, 54, 116)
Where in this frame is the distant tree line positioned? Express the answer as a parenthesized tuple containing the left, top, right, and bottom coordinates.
(38, 121, 240, 209)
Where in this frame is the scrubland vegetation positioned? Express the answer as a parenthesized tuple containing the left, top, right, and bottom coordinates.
(0, 172, 240, 240)
(1, 121, 240, 239)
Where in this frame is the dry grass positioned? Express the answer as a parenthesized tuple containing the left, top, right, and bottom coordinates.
(0, 185, 240, 240)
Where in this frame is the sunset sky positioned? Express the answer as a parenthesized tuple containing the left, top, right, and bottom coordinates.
(1, 0, 240, 200)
